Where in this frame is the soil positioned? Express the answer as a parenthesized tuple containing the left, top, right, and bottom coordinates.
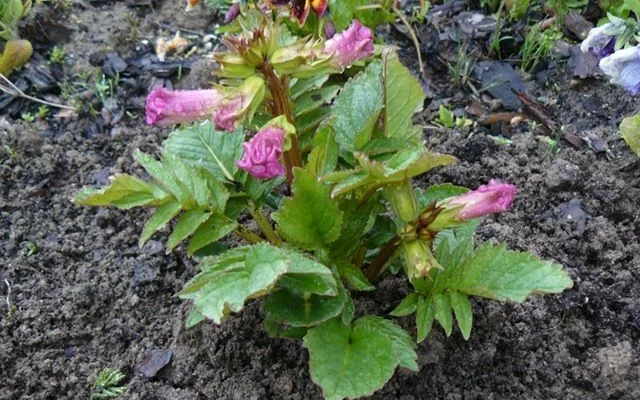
(1, 2, 639, 400)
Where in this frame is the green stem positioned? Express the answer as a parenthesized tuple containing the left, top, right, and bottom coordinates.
(234, 225, 263, 245)
(248, 202, 282, 245)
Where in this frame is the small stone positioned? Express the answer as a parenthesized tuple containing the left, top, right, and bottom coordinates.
(545, 159, 581, 191)
(137, 349, 173, 378)
(131, 262, 159, 287)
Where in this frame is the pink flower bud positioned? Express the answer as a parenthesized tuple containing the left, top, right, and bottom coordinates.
(146, 87, 223, 126)
(237, 126, 286, 179)
(447, 180, 517, 220)
(323, 20, 374, 68)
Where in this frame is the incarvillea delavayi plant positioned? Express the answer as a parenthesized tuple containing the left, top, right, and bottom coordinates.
(74, 3, 572, 399)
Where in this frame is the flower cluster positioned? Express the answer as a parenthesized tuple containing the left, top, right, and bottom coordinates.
(237, 126, 286, 179)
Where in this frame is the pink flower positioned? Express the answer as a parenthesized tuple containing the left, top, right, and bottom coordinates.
(224, 3, 240, 24)
(447, 180, 517, 220)
(323, 20, 374, 68)
(146, 88, 223, 126)
(237, 126, 286, 179)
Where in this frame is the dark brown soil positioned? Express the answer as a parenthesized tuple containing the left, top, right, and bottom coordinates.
(1, 2, 639, 400)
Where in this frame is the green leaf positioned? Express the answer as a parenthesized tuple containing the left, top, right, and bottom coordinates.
(416, 295, 435, 343)
(304, 316, 415, 400)
(329, 149, 457, 197)
(264, 287, 345, 327)
(307, 124, 339, 176)
(163, 121, 245, 181)
(73, 174, 169, 209)
(383, 52, 425, 143)
(329, 198, 377, 261)
(390, 292, 418, 317)
(263, 313, 309, 339)
(134, 150, 190, 203)
(187, 214, 238, 256)
(297, 106, 331, 135)
(290, 74, 330, 100)
(453, 243, 573, 302)
(331, 61, 383, 152)
(166, 209, 212, 253)
(337, 262, 374, 291)
(179, 244, 286, 324)
(356, 316, 419, 372)
(277, 247, 338, 296)
(139, 201, 182, 247)
(415, 183, 469, 210)
(295, 85, 341, 116)
(273, 168, 343, 250)
(437, 105, 455, 128)
(433, 293, 453, 337)
(180, 244, 337, 324)
(449, 292, 473, 340)
(620, 113, 640, 158)
(329, 0, 395, 30)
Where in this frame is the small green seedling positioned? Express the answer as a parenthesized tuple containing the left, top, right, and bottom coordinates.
(49, 45, 65, 64)
(25, 241, 37, 256)
(90, 368, 126, 400)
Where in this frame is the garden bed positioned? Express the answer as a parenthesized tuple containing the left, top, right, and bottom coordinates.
(1, 1, 638, 399)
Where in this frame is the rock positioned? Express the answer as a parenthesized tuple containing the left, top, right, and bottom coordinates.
(473, 61, 527, 110)
(545, 158, 582, 191)
(137, 349, 173, 378)
(558, 198, 589, 234)
(131, 262, 159, 287)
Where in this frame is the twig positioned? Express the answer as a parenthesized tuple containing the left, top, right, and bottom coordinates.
(0, 73, 77, 111)
(4, 279, 10, 312)
(394, 8, 425, 77)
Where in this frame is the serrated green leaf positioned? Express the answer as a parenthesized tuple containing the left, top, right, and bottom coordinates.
(187, 214, 238, 256)
(303, 317, 401, 400)
(416, 295, 435, 343)
(73, 174, 169, 209)
(264, 287, 345, 327)
(331, 61, 383, 152)
(329, 0, 395, 30)
(185, 308, 205, 328)
(166, 209, 211, 253)
(273, 168, 343, 250)
(163, 155, 211, 208)
(390, 292, 418, 317)
(297, 106, 331, 135)
(341, 292, 355, 324)
(356, 316, 419, 372)
(307, 124, 339, 177)
(620, 113, 640, 158)
(337, 262, 374, 291)
(163, 121, 245, 182)
(290, 74, 330, 100)
(139, 201, 182, 247)
(453, 243, 573, 302)
(179, 244, 288, 324)
(383, 52, 425, 143)
(134, 150, 190, 203)
(433, 293, 453, 337)
(449, 292, 473, 340)
(330, 198, 377, 261)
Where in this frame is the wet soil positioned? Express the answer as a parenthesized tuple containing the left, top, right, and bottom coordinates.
(1, 1, 639, 399)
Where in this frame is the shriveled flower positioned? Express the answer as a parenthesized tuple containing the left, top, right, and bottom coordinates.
(599, 46, 640, 95)
(323, 20, 374, 68)
(580, 22, 619, 59)
(146, 87, 223, 126)
(237, 126, 286, 179)
(185, 0, 200, 11)
(446, 179, 517, 220)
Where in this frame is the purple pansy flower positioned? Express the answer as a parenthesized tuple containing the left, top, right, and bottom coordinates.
(237, 126, 286, 179)
(323, 20, 374, 68)
(580, 23, 618, 59)
(599, 46, 640, 95)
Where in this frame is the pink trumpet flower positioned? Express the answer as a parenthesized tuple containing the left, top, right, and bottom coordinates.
(447, 180, 517, 220)
(145, 88, 223, 127)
